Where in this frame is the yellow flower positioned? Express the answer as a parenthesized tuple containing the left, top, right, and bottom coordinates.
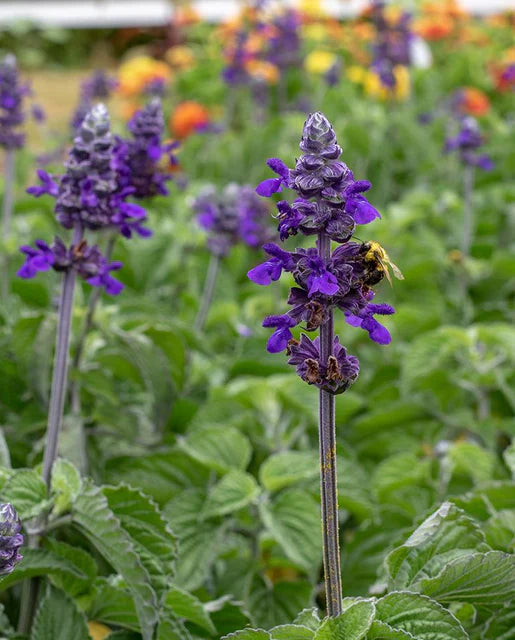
(298, 0, 327, 19)
(393, 65, 410, 100)
(303, 24, 328, 42)
(347, 65, 367, 84)
(364, 66, 410, 101)
(305, 50, 337, 75)
(246, 60, 280, 85)
(88, 621, 111, 640)
(165, 46, 195, 71)
(118, 56, 172, 97)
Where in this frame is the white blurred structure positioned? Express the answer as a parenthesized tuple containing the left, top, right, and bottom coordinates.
(0, 0, 512, 28)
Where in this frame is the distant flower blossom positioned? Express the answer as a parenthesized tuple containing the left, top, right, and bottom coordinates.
(0, 54, 29, 149)
(444, 116, 494, 170)
(0, 503, 23, 576)
(170, 101, 210, 139)
(194, 183, 272, 257)
(115, 98, 178, 200)
(19, 103, 158, 294)
(70, 69, 117, 132)
(248, 112, 398, 392)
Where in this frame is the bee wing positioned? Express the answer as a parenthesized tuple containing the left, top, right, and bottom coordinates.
(376, 255, 393, 285)
(390, 262, 405, 280)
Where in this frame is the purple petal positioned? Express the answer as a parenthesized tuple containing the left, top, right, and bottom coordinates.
(267, 328, 292, 353)
(256, 178, 282, 197)
(267, 158, 290, 180)
(248, 263, 273, 286)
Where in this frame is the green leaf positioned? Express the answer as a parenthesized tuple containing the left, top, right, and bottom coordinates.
(386, 502, 489, 590)
(31, 587, 91, 640)
(420, 551, 515, 605)
(164, 584, 216, 634)
(206, 595, 252, 637)
(88, 578, 139, 631)
(484, 510, 515, 552)
(50, 459, 82, 516)
(0, 428, 11, 468)
(504, 442, 515, 479)
(372, 453, 430, 502)
(223, 630, 270, 640)
(155, 611, 192, 640)
(45, 540, 97, 597)
(337, 457, 375, 521)
(248, 578, 313, 629)
(0, 548, 92, 593)
(314, 600, 376, 640)
(72, 481, 158, 640)
(367, 621, 415, 639)
(259, 451, 318, 492)
(374, 591, 468, 639)
(203, 470, 260, 518)
(448, 442, 496, 485)
(270, 624, 314, 639)
(164, 489, 223, 591)
(260, 489, 321, 572)
(482, 603, 515, 640)
(103, 484, 178, 597)
(178, 425, 251, 474)
(293, 609, 321, 631)
(1, 468, 50, 520)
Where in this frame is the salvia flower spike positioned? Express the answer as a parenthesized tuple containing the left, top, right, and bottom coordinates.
(0, 503, 23, 576)
(249, 112, 399, 616)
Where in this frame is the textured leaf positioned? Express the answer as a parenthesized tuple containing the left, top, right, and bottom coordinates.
(270, 624, 314, 639)
(337, 457, 375, 521)
(259, 451, 318, 492)
(248, 577, 313, 629)
(260, 489, 321, 572)
(31, 587, 91, 640)
(293, 609, 321, 631)
(72, 482, 158, 640)
(103, 484, 178, 597)
(484, 510, 515, 551)
(386, 502, 489, 590)
(88, 579, 139, 631)
(314, 600, 376, 640)
(374, 591, 468, 639)
(155, 611, 192, 640)
(164, 489, 223, 590)
(45, 539, 97, 597)
(203, 470, 260, 518)
(482, 603, 515, 640)
(372, 453, 430, 501)
(223, 630, 270, 640)
(178, 425, 251, 474)
(0, 547, 92, 593)
(420, 551, 515, 605)
(165, 584, 216, 633)
(367, 620, 415, 639)
(503, 442, 515, 480)
(1, 468, 50, 520)
(51, 458, 82, 515)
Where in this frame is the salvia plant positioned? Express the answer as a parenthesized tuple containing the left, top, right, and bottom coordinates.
(0, 503, 23, 576)
(0, 54, 29, 239)
(248, 111, 401, 615)
(70, 69, 117, 132)
(193, 182, 272, 330)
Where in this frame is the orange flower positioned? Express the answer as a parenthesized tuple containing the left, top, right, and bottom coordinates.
(170, 101, 210, 138)
(245, 59, 280, 84)
(414, 16, 454, 40)
(460, 87, 490, 116)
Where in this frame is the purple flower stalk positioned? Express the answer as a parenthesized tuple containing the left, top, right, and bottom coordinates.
(444, 116, 494, 172)
(1, 54, 29, 241)
(370, 0, 413, 89)
(0, 503, 23, 576)
(70, 70, 117, 132)
(194, 183, 272, 330)
(249, 112, 399, 616)
(114, 98, 178, 200)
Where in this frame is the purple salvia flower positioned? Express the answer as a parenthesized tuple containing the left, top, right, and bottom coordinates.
(70, 70, 117, 132)
(256, 158, 291, 197)
(444, 117, 494, 171)
(0, 503, 23, 576)
(0, 54, 29, 150)
(116, 98, 177, 199)
(262, 314, 297, 353)
(345, 302, 395, 345)
(287, 334, 359, 394)
(248, 242, 295, 285)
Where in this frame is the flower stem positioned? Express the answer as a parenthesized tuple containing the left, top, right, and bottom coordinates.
(462, 164, 475, 258)
(2, 149, 15, 238)
(318, 232, 342, 617)
(70, 234, 115, 415)
(41, 223, 83, 488)
(194, 253, 220, 332)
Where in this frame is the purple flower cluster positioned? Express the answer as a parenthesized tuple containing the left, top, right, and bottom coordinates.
(0, 54, 30, 150)
(370, 0, 413, 89)
(71, 70, 117, 132)
(248, 112, 397, 394)
(18, 104, 146, 294)
(0, 503, 23, 576)
(266, 9, 302, 73)
(444, 116, 494, 171)
(114, 98, 178, 200)
(194, 183, 273, 257)
(222, 30, 253, 87)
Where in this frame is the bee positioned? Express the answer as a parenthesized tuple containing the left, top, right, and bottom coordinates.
(360, 241, 404, 286)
